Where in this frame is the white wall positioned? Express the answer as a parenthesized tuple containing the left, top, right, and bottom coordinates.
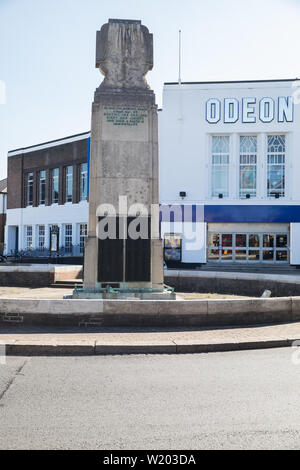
(5, 201, 88, 253)
(290, 223, 300, 264)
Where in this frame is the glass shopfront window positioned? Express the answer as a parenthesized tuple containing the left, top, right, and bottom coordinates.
(236, 234, 246, 247)
(249, 234, 259, 248)
(208, 231, 289, 263)
(276, 234, 287, 248)
(263, 234, 274, 248)
(235, 250, 247, 261)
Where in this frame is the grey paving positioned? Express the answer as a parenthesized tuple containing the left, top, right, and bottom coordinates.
(2, 322, 300, 355)
(1, 349, 300, 449)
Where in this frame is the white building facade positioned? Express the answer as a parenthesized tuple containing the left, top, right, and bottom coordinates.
(5, 132, 90, 260)
(159, 79, 300, 266)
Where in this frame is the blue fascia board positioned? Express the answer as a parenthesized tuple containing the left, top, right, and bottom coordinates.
(159, 204, 300, 223)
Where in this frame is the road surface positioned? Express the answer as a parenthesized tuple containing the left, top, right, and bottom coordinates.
(1, 348, 300, 449)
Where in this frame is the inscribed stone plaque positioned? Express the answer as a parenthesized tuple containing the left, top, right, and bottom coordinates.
(102, 105, 149, 141)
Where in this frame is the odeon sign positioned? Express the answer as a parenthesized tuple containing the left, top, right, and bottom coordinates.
(206, 96, 294, 124)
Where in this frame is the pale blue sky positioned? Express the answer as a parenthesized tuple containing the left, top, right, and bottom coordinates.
(1, 0, 300, 179)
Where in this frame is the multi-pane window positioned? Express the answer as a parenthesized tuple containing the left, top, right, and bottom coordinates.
(79, 223, 87, 253)
(80, 163, 88, 201)
(27, 173, 33, 206)
(38, 225, 45, 250)
(52, 168, 59, 204)
(211, 136, 229, 197)
(66, 166, 73, 203)
(239, 136, 257, 198)
(39, 170, 46, 205)
(65, 224, 72, 253)
(25, 226, 33, 250)
(267, 135, 285, 197)
(208, 232, 289, 263)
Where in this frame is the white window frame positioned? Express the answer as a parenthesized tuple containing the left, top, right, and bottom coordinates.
(266, 134, 287, 199)
(25, 225, 33, 251)
(239, 135, 258, 199)
(80, 163, 88, 201)
(79, 223, 87, 254)
(52, 168, 59, 204)
(64, 224, 72, 253)
(211, 135, 230, 198)
(39, 170, 46, 205)
(27, 173, 33, 206)
(66, 166, 73, 203)
(38, 225, 45, 250)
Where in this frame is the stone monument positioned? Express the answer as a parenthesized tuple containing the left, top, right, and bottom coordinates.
(78, 19, 173, 299)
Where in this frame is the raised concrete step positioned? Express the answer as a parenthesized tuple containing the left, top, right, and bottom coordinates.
(0, 296, 299, 327)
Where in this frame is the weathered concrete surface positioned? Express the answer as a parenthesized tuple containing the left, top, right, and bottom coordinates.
(165, 270, 300, 297)
(0, 296, 296, 327)
(84, 18, 163, 290)
(96, 19, 153, 90)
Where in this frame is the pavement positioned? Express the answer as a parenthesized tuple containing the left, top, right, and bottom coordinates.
(1, 348, 300, 449)
(1, 321, 300, 355)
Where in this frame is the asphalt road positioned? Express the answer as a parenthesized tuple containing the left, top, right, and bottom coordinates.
(1, 348, 300, 449)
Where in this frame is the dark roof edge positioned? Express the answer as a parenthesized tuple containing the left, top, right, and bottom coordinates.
(164, 78, 298, 86)
(8, 131, 91, 155)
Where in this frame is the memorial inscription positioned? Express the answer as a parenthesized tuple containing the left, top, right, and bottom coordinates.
(104, 106, 148, 126)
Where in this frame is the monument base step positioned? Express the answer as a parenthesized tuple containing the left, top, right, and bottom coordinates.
(68, 286, 176, 300)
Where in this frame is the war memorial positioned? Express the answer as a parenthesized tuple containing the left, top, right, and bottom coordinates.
(76, 18, 172, 299)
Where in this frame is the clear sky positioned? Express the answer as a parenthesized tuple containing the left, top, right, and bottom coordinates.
(1, 0, 300, 180)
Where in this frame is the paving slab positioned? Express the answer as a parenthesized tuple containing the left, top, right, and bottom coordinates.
(1, 322, 300, 355)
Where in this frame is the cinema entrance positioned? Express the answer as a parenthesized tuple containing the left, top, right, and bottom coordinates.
(207, 224, 289, 263)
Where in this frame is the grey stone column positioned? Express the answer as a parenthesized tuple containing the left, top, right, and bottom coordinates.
(84, 19, 163, 290)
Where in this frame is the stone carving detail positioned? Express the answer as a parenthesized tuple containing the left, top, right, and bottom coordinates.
(96, 19, 153, 90)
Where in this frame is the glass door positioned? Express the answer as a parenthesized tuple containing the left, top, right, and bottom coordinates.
(235, 234, 247, 261)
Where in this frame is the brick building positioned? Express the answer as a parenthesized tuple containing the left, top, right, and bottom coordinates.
(5, 132, 90, 259)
